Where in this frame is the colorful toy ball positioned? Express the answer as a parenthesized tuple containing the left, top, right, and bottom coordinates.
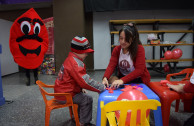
(115, 89, 149, 125)
(164, 50, 173, 60)
(9, 8, 48, 69)
(172, 48, 183, 59)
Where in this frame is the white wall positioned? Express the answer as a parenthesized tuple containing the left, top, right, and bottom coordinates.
(0, 19, 18, 76)
(93, 9, 194, 70)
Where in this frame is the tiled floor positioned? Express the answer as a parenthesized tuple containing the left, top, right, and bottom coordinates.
(0, 70, 193, 126)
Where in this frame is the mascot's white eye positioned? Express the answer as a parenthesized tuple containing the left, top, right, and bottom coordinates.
(21, 21, 31, 34)
(34, 23, 41, 35)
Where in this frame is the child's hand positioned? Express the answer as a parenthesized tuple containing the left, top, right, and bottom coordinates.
(82, 89, 87, 93)
(102, 77, 109, 87)
(166, 83, 185, 93)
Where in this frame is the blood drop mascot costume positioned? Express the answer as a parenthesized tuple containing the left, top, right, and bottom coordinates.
(9, 8, 48, 85)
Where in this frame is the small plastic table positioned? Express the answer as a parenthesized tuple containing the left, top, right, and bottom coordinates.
(96, 83, 163, 126)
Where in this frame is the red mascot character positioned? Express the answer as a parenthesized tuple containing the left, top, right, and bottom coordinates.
(9, 8, 48, 86)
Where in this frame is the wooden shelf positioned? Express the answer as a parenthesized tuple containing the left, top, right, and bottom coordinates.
(111, 30, 193, 34)
(109, 19, 193, 24)
(112, 43, 194, 47)
(146, 59, 194, 63)
(142, 43, 194, 46)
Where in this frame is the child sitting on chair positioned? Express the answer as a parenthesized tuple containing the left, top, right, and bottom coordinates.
(54, 36, 105, 126)
(167, 71, 194, 126)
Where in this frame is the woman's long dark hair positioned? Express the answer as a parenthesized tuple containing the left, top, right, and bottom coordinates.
(119, 23, 142, 61)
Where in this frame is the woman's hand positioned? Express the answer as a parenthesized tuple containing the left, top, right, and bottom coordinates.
(111, 79, 124, 88)
(102, 77, 109, 87)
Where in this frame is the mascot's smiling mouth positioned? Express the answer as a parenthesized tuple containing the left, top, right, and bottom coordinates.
(16, 34, 43, 42)
(19, 44, 41, 56)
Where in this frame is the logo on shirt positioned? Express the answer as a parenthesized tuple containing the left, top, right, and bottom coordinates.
(119, 60, 130, 73)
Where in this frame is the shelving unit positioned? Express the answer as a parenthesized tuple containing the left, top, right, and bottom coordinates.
(109, 19, 194, 74)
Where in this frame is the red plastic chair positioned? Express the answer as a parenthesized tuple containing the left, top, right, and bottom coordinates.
(36, 80, 80, 126)
(148, 68, 194, 126)
(166, 68, 194, 112)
